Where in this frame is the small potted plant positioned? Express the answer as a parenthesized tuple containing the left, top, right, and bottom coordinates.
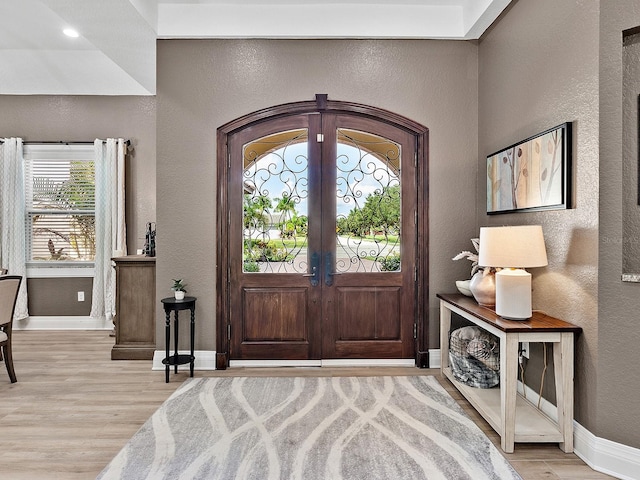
(171, 278, 187, 300)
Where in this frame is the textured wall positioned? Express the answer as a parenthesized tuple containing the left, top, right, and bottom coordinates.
(477, 0, 599, 430)
(599, 0, 640, 448)
(27, 278, 93, 316)
(156, 39, 479, 350)
(0, 96, 156, 314)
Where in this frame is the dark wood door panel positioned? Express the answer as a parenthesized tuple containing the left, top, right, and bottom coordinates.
(242, 287, 308, 342)
(232, 278, 321, 359)
(335, 286, 401, 340)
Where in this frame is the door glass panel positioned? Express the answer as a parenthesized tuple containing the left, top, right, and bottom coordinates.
(242, 129, 309, 273)
(335, 128, 401, 272)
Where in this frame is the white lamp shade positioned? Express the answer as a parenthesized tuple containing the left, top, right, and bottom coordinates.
(478, 225, 548, 268)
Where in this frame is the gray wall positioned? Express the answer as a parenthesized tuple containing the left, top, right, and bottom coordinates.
(0, 96, 156, 315)
(479, 0, 640, 447)
(27, 278, 93, 316)
(599, 0, 640, 449)
(156, 39, 480, 350)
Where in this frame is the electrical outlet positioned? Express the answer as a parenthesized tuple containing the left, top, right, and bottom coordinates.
(77, 291, 85, 302)
(521, 342, 529, 359)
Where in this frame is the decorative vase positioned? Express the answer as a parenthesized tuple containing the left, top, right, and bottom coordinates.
(174, 290, 185, 300)
(469, 271, 496, 306)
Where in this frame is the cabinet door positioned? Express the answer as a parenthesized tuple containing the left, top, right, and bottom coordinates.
(112, 258, 156, 360)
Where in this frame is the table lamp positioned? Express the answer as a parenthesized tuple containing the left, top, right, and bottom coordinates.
(478, 225, 548, 319)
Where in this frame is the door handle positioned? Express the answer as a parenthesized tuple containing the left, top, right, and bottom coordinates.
(324, 251, 341, 286)
(302, 252, 320, 286)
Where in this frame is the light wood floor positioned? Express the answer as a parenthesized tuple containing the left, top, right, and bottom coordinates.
(0, 331, 613, 480)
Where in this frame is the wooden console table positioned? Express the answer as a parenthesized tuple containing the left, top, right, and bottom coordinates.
(437, 293, 581, 453)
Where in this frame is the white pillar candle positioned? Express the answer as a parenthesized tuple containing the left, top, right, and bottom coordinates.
(495, 268, 532, 319)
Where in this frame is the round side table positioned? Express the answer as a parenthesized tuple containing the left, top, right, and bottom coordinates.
(160, 296, 196, 383)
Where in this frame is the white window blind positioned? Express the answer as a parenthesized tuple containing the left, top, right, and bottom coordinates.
(23, 144, 95, 263)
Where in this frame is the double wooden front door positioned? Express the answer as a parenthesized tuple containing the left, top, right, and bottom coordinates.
(218, 101, 425, 365)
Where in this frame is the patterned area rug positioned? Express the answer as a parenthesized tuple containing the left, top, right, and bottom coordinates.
(97, 376, 521, 480)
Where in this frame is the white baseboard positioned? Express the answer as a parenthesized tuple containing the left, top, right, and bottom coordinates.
(320, 358, 415, 367)
(574, 422, 640, 480)
(431, 347, 639, 480)
(429, 348, 441, 368)
(229, 358, 416, 368)
(229, 359, 321, 367)
(14, 316, 112, 330)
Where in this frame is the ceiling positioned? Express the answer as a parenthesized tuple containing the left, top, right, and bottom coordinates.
(0, 0, 511, 96)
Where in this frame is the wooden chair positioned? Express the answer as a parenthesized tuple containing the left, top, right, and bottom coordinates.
(0, 276, 22, 383)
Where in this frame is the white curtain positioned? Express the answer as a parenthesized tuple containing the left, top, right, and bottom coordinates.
(90, 138, 127, 321)
(0, 138, 29, 319)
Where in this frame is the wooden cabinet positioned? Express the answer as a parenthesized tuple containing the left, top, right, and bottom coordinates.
(111, 256, 156, 360)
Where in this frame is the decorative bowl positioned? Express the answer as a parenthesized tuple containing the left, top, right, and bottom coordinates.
(455, 280, 473, 297)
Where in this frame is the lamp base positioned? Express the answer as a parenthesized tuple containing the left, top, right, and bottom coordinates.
(495, 268, 531, 320)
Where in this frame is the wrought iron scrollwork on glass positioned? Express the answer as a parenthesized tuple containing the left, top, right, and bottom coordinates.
(242, 129, 309, 273)
(335, 129, 401, 273)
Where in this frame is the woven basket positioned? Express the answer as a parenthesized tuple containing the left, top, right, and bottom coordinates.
(449, 327, 500, 388)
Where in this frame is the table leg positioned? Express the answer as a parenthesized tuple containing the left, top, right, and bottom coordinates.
(500, 334, 519, 453)
(554, 332, 574, 453)
(439, 301, 452, 372)
(190, 307, 195, 377)
(174, 311, 179, 374)
(164, 310, 171, 383)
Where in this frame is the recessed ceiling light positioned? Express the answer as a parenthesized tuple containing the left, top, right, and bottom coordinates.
(63, 28, 79, 38)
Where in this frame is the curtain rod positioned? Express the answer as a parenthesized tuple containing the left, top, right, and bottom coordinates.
(0, 139, 130, 145)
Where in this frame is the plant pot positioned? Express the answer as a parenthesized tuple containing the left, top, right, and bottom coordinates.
(469, 271, 496, 306)
(174, 291, 185, 300)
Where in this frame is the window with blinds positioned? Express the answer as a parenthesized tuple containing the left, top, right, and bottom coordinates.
(24, 144, 95, 263)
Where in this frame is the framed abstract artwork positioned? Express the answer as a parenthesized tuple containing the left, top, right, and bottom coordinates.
(486, 123, 572, 214)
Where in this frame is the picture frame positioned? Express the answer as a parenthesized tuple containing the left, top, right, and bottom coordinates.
(486, 122, 572, 214)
